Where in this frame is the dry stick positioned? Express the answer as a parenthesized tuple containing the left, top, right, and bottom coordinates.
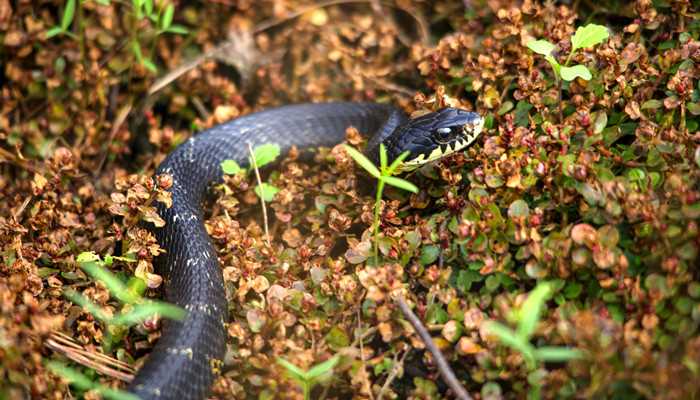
(376, 350, 408, 400)
(247, 142, 271, 246)
(46, 332, 135, 382)
(395, 296, 473, 400)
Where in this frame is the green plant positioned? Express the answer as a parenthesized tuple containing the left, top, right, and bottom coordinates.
(276, 356, 340, 400)
(221, 143, 282, 202)
(66, 252, 185, 351)
(527, 23, 609, 82)
(46, 0, 188, 73)
(343, 144, 418, 261)
(46, 361, 138, 400)
(484, 282, 583, 399)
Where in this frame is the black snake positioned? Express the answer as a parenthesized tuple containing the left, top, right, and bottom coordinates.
(129, 102, 484, 399)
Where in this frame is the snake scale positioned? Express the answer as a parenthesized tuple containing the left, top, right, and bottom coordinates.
(129, 102, 484, 399)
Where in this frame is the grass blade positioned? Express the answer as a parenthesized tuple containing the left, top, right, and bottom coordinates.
(344, 145, 380, 178)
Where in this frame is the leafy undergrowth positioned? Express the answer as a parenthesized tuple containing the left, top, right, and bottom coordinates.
(2, 0, 700, 399)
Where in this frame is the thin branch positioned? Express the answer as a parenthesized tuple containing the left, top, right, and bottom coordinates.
(395, 296, 473, 400)
(376, 350, 407, 400)
(247, 142, 271, 246)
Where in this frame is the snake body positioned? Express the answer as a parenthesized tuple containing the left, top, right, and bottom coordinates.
(129, 102, 483, 399)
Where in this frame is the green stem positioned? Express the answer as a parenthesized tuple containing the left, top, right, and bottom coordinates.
(373, 179, 385, 263)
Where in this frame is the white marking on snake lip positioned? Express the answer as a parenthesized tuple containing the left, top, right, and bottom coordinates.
(173, 214, 180, 222)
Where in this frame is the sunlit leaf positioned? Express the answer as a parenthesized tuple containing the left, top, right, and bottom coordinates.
(61, 0, 76, 30)
(526, 40, 555, 56)
(381, 176, 418, 193)
(161, 3, 174, 30)
(254, 183, 279, 202)
(110, 301, 185, 326)
(221, 159, 243, 175)
(571, 24, 609, 51)
(343, 145, 380, 178)
(560, 64, 592, 81)
(306, 356, 340, 380)
(252, 143, 281, 168)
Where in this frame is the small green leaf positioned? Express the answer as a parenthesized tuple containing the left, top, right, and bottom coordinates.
(78, 256, 137, 304)
(142, 58, 158, 73)
(533, 346, 584, 362)
(276, 358, 307, 381)
(419, 245, 440, 266)
(379, 143, 388, 169)
(166, 25, 189, 35)
(144, 0, 154, 16)
(517, 283, 553, 339)
(254, 183, 279, 202)
(252, 143, 281, 168)
(95, 0, 111, 5)
(526, 40, 555, 56)
(484, 321, 535, 364)
(46, 361, 94, 391)
(570, 24, 609, 51)
(386, 150, 411, 176)
(46, 26, 65, 38)
(306, 356, 340, 380)
(111, 301, 185, 326)
(63, 290, 110, 322)
(381, 176, 418, 193)
(344, 145, 380, 178)
(560, 64, 592, 81)
(61, 0, 77, 30)
(221, 159, 243, 175)
(161, 3, 174, 30)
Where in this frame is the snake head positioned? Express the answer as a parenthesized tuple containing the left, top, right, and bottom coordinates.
(387, 108, 484, 172)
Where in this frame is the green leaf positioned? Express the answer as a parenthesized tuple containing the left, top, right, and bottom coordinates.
(144, 0, 154, 17)
(526, 40, 555, 56)
(166, 24, 189, 35)
(484, 321, 535, 361)
(252, 143, 281, 168)
(516, 282, 553, 339)
(379, 143, 388, 169)
(570, 24, 609, 51)
(560, 64, 592, 81)
(254, 183, 279, 202)
(95, 0, 111, 5)
(343, 145, 380, 178)
(381, 176, 418, 193)
(110, 301, 185, 326)
(419, 245, 440, 266)
(386, 150, 411, 176)
(276, 358, 308, 382)
(306, 356, 340, 380)
(46, 26, 65, 38)
(533, 346, 584, 362)
(221, 159, 243, 175)
(142, 58, 158, 73)
(61, 0, 77, 30)
(161, 3, 174, 30)
(63, 290, 110, 322)
(78, 256, 137, 304)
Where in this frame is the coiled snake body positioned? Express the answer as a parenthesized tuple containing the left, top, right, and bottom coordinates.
(129, 102, 483, 399)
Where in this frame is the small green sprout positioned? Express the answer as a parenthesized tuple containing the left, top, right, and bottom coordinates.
(276, 356, 340, 400)
(46, 361, 139, 400)
(220, 143, 281, 202)
(527, 23, 609, 82)
(484, 282, 584, 399)
(46, 0, 78, 39)
(344, 143, 418, 262)
(66, 252, 185, 350)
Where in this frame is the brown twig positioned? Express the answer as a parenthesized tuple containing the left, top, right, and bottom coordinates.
(376, 350, 408, 400)
(46, 331, 135, 382)
(395, 296, 473, 400)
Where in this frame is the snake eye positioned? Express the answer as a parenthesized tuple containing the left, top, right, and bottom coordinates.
(435, 127, 453, 142)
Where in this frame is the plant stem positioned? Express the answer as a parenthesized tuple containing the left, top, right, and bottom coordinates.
(373, 179, 385, 262)
(247, 142, 271, 246)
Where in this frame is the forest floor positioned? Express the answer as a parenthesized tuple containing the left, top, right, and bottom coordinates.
(1, 0, 700, 399)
